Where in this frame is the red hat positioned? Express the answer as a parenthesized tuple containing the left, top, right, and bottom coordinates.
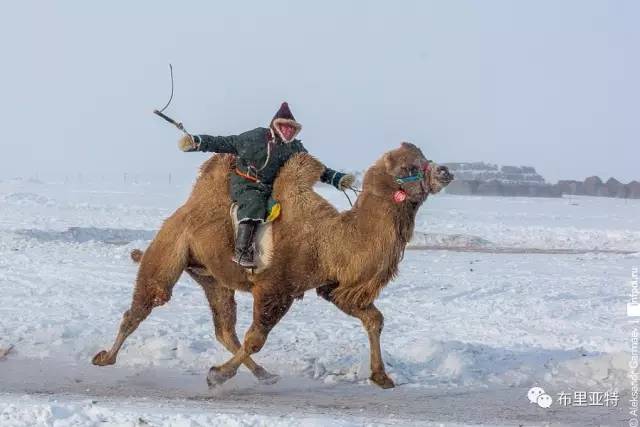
(270, 102, 302, 142)
(272, 102, 296, 122)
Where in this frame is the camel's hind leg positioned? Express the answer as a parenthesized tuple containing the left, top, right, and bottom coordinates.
(91, 289, 155, 366)
(186, 271, 279, 383)
(92, 234, 188, 366)
(317, 284, 394, 389)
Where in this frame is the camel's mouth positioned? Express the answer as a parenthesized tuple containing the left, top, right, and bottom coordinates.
(425, 163, 454, 195)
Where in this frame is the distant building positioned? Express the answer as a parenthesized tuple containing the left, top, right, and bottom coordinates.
(558, 176, 640, 199)
(442, 162, 639, 199)
(443, 162, 560, 197)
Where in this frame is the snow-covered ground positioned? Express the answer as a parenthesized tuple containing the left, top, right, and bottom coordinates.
(0, 178, 636, 426)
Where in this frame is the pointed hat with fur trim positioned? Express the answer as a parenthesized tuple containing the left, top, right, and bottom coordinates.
(270, 102, 302, 143)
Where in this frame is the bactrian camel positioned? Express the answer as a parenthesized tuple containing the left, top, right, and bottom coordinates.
(92, 142, 453, 389)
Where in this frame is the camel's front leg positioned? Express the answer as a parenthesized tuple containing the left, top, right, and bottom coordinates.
(317, 284, 394, 389)
(206, 288, 293, 388)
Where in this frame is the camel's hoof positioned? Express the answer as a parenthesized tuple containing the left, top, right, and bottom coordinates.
(256, 370, 280, 385)
(92, 350, 115, 366)
(370, 372, 395, 389)
(206, 366, 235, 388)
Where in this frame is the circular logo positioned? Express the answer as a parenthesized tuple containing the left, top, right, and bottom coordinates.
(528, 387, 553, 408)
(527, 387, 545, 404)
(537, 393, 553, 408)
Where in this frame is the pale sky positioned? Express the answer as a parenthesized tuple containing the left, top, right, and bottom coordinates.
(1, 1, 638, 183)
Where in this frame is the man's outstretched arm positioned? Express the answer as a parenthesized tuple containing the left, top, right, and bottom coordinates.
(178, 134, 239, 154)
(320, 167, 355, 191)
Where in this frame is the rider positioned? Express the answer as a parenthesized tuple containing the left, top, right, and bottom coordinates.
(179, 102, 355, 268)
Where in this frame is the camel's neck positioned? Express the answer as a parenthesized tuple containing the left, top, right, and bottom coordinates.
(326, 189, 419, 297)
(350, 190, 419, 250)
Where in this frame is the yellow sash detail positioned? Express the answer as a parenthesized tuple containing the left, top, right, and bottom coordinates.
(266, 202, 281, 222)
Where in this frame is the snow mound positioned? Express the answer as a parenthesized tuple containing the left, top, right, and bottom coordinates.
(409, 232, 493, 248)
(543, 352, 628, 391)
(311, 337, 623, 391)
(1, 192, 54, 206)
(15, 227, 155, 245)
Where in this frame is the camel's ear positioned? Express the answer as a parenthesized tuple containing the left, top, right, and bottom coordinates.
(383, 151, 398, 173)
(399, 141, 428, 164)
(401, 141, 417, 150)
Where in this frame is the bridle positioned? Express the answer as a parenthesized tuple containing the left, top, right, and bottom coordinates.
(394, 161, 431, 185)
(392, 161, 432, 203)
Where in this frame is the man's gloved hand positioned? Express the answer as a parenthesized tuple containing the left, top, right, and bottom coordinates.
(178, 135, 200, 152)
(337, 173, 356, 191)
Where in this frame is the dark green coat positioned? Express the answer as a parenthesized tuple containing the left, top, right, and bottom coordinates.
(195, 127, 346, 221)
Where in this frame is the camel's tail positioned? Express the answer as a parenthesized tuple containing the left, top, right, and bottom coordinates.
(130, 249, 143, 263)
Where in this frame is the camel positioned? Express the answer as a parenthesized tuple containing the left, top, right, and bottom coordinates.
(92, 142, 453, 389)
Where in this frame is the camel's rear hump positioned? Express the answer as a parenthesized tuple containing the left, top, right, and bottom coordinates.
(133, 210, 191, 305)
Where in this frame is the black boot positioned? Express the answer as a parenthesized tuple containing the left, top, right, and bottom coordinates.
(232, 221, 258, 268)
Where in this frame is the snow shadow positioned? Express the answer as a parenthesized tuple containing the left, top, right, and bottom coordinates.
(15, 227, 156, 245)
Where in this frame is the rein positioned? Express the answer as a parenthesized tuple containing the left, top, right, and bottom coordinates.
(342, 186, 361, 207)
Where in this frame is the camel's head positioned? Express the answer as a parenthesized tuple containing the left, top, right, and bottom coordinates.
(425, 160, 455, 195)
(379, 142, 454, 203)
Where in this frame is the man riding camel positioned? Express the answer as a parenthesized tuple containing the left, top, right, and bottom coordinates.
(179, 102, 355, 269)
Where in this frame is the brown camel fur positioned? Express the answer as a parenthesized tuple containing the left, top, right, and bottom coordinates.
(92, 142, 453, 389)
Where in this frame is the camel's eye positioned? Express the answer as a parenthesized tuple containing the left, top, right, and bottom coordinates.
(405, 166, 419, 176)
(399, 166, 413, 176)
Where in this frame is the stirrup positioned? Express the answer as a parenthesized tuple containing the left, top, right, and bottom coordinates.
(232, 248, 257, 268)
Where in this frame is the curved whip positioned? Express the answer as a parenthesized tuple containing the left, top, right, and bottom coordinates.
(153, 64, 189, 135)
(156, 63, 175, 114)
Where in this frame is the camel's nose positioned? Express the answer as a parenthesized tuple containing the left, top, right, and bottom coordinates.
(438, 166, 454, 183)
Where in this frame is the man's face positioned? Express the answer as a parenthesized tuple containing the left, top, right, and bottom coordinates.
(279, 124, 297, 141)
